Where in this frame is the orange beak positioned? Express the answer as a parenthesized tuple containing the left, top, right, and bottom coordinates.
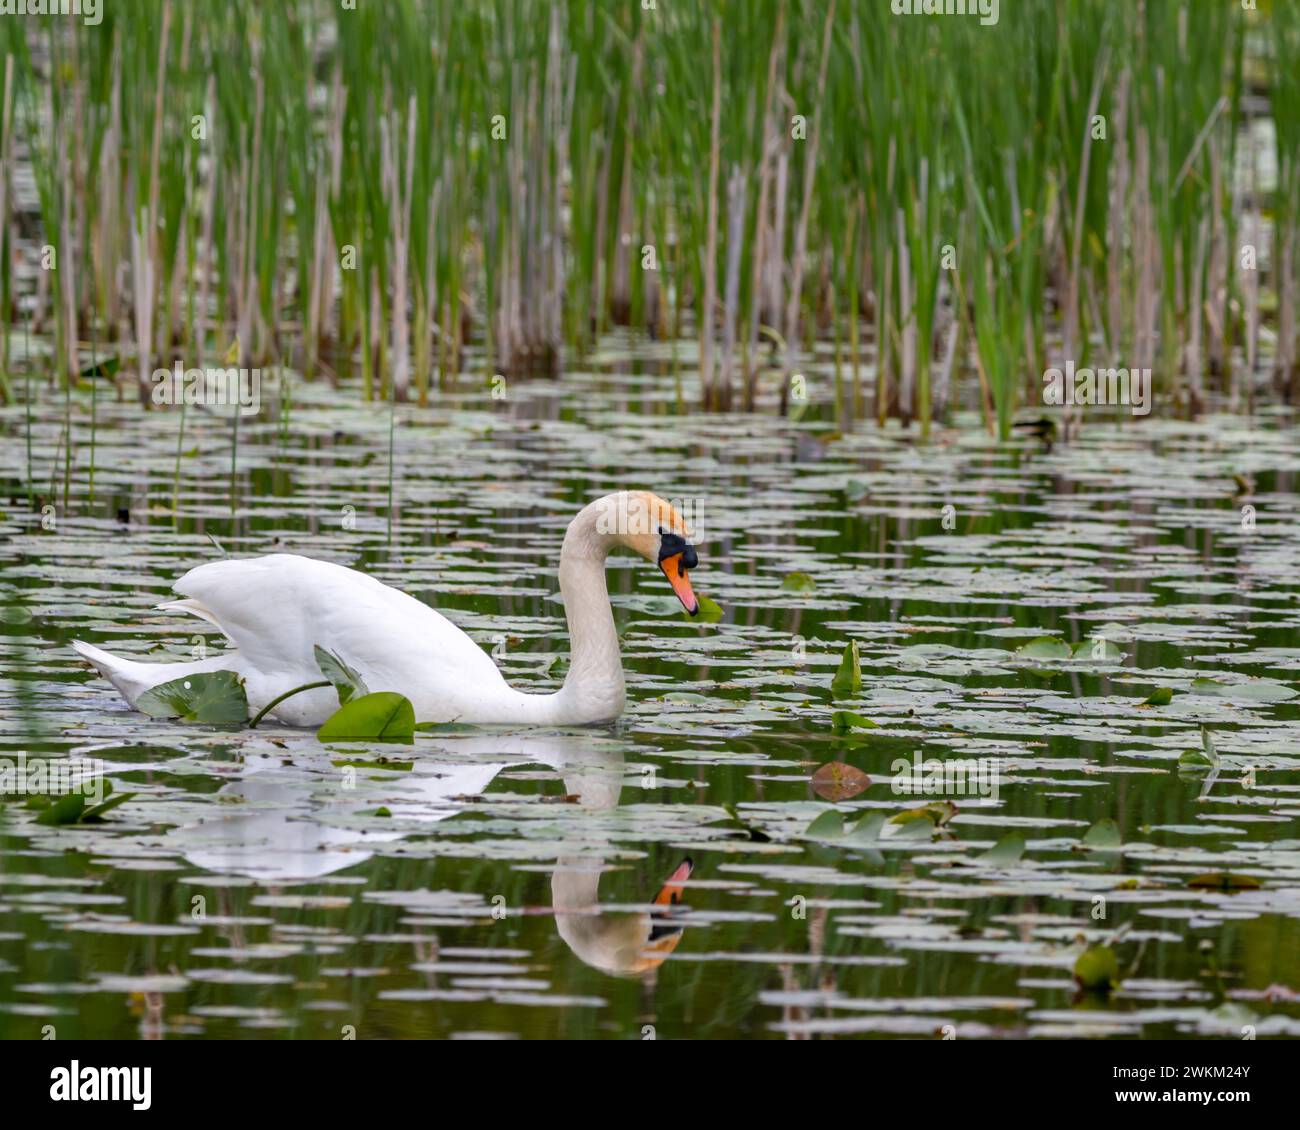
(659, 554, 699, 616)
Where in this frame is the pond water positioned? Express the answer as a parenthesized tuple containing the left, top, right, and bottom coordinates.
(3, 344, 1300, 1039)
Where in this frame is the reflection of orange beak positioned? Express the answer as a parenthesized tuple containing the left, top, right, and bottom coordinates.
(659, 554, 699, 615)
(634, 859, 694, 973)
(653, 858, 694, 908)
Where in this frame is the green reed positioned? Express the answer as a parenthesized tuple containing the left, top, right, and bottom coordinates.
(0, 0, 1279, 448)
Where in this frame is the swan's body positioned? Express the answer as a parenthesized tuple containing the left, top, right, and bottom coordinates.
(72, 491, 699, 727)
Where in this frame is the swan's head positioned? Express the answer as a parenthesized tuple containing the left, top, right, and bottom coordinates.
(592, 490, 700, 615)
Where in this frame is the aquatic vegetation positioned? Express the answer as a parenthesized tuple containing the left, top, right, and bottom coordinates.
(316, 692, 416, 744)
(0, 1, 1291, 437)
(135, 671, 248, 724)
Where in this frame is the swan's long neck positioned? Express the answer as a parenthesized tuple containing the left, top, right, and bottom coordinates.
(552, 506, 625, 722)
(492, 502, 624, 725)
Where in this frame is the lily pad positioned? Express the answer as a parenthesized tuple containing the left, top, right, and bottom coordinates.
(1071, 638, 1123, 662)
(1187, 873, 1262, 892)
(1191, 677, 1295, 702)
(889, 801, 956, 828)
(810, 761, 871, 801)
(317, 692, 416, 743)
(31, 782, 135, 826)
(1015, 637, 1073, 660)
(136, 672, 249, 724)
(1080, 818, 1123, 850)
(1073, 944, 1120, 991)
(975, 832, 1026, 865)
(846, 812, 887, 842)
(804, 809, 846, 838)
(1178, 728, 1220, 772)
(831, 710, 878, 733)
(688, 596, 724, 622)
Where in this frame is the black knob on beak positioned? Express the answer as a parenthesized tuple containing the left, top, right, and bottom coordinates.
(658, 529, 699, 574)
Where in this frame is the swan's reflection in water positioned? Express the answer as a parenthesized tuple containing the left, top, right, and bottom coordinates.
(164, 731, 692, 976)
(554, 854, 692, 977)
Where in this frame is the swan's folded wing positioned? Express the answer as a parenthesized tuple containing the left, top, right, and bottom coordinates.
(172, 554, 500, 689)
(172, 556, 328, 671)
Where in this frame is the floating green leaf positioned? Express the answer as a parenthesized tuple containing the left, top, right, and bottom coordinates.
(658, 691, 712, 704)
(1014, 636, 1073, 660)
(136, 671, 249, 724)
(804, 809, 846, 838)
(1178, 728, 1220, 772)
(317, 692, 416, 743)
(82, 789, 136, 823)
(889, 801, 956, 828)
(831, 710, 878, 733)
(1073, 944, 1120, 991)
(1071, 638, 1123, 661)
(32, 781, 135, 826)
(1192, 677, 1295, 702)
(888, 816, 936, 840)
(687, 596, 724, 622)
(975, 832, 1025, 865)
(540, 654, 568, 678)
(1080, 818, 1123, 850)
(32, 792, 88, 826)
(846, 812, 886, 842)
(80, 354, 121, 380)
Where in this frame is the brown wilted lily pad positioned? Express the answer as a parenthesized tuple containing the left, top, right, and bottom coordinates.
(811, 761, 871, 801)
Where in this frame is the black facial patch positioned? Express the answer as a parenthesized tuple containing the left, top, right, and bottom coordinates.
(658, 527, 698, 572)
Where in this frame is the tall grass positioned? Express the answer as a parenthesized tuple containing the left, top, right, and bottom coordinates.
(1274, 0, 1300, 400)
(0, 1, 1286, 440)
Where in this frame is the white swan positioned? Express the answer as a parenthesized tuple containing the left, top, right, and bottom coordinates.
(72, 490, 700, 727)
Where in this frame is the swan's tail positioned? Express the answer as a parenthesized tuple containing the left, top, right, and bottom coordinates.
(71, 638, 128, 679)
(71, 639, 234, 710)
